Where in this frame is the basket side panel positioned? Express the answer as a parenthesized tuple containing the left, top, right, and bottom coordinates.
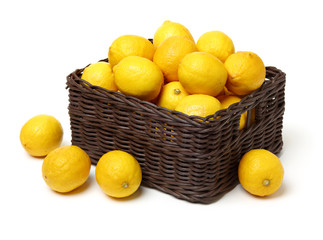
(239, 67, 286, 155)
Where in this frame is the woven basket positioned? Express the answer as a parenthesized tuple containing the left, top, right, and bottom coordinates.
(66, 59, 286, 204)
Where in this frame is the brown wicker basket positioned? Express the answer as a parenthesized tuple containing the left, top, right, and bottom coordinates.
(66, 59, 286, 204)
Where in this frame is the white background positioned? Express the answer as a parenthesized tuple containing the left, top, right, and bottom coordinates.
(1, 0, 322, 239)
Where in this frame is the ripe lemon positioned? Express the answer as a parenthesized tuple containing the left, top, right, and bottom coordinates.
(108, 35, 155, 67)
(149, 80, 164, 104)
(157, 81, 189, 110)
(196, 30, 235, 62)
(175, 94, 222, 118)
(222, 85, 236, 96)
(153, 36, 197, 82)
(178, 52, 227, 96)
(224, 51, 266, 96)
(217, 95, 247, 130)
(95, 150, 142, 198)
(42, 145, 91, 193)
(238, 149, 284, 197)
(153, 20, 194, 48)
(81, 62, 117, 91)
(20, 115, 63, 157)
(114, 56, 164, 101)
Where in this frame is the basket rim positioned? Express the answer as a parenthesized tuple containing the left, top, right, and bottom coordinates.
(66, 60, 286, 127)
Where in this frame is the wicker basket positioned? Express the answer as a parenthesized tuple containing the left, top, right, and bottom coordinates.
(66, 59, 286, 204)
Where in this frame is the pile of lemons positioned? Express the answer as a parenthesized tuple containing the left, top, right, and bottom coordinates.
(20, 115, 142, 198)
(19, 20, 285, 200)
(83, 20, 266, 126)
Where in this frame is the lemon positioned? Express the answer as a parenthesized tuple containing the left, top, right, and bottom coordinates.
(222, 85, 236, 96)
(153, 36, 197, 82)
(238, 149, 284, 197)
(95, 150, 142, 198)
(20, 115, 63, 157)
(108, 35, 155, 67)
(81, 62, 117, 91)
(114, 56, 164, 101)
(153, 20, 194, 48)
(42, 145, 91, 193)
(196, 30, 235, 62)
(224, 51, 266, 96)
(178, 52, 227, 96)
(175, 94, 222, 118)
(149, 80, 164, 104)
(157, 81, 189, 110)
(217, 95, 247, 130)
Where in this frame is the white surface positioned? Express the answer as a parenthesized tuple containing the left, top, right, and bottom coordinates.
(1, 0, 322, 239)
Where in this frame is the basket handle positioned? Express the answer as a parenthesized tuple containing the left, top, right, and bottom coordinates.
(244, 66, 286, 130)
(246, 110, 252, 129)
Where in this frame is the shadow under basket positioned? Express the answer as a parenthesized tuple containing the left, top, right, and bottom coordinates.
(66, 61, 286, 204)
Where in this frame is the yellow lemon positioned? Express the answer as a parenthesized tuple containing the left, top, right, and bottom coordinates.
(157, 81, 189, 110)
(217, 95, 247, 130)
(153, 36, 197, 82)
(222, 85, 236, 96)
(153, 20, 194, 48)
(178, 52, 227, 96)
(81, 62, 117, 91)
(224, 51, 266, 96)
(42, 145, 91, 193)
(149, 80, 164, 104)
(238, 149, 284, 197)
(95, 150, 142, 198)
(217, 85, 236, 96)
(196, 30, 235, 62)
(114, 56, 164, 101)
(108, 35, 155, 67)
(20, 115, 63, 157)
(175, 94, 222, 118)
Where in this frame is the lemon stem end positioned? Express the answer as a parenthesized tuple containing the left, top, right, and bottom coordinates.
(262, 179, 270, 186)
(122, 182, 129, 188)
(174, 89, 181, 95)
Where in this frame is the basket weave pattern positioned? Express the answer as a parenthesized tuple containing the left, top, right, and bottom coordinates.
(66, 61, 286, 204)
